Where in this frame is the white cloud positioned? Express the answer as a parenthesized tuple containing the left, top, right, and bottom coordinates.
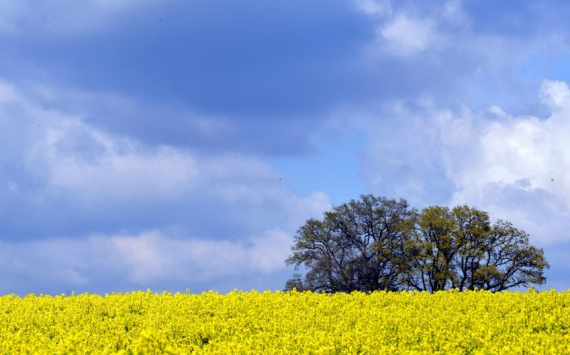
(0, 237, 101, 287)
(539, 79, 570, 111)
(379, 15, 437, 57)
(354, 0, 392, 17)
(110, 228, 294, 281)
(199, 155, 283, 205)
(359, 81, 570, 246)
(26, 120, 199, 204)
(0, 80, 24, 106)
(0, 2, 29, 34)
(358, 99, 452, 206)
(0, 89, 199, 205)
(356, 0, 473, 58)
(0, 78, 334, 293)
(247, 229, 294, 274)
(441, 0, 469, 26)
(0, 77, 334, 215)
(0, 0, 154, 35)
(0, 80, 284, 208)
(283, 192, 332, 231)
(0, 227, 295, 292)
(448, 81, 570, 196)
(445, 81, 570, 245)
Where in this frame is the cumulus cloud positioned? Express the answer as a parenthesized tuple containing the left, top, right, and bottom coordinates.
(198, 155, 283, 205)
(31, 127, 199, 205)
(109, 229, 294, 283)
(283, 192, 332, 231)
(0, 78, 333, 294)
(0, 79, 334, 217)
(359, 80, 570, 246)
(354, 0, 469, 57)
(0, 80, 198, 207)
(539, 79, 570, 111)
(446, 80, 570, 245)
(379, 15, 437, 57)
(359, 99, 455, 207)
(0, 227, 297, 295)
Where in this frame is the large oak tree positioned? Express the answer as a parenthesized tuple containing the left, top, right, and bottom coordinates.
(285, 195, 549, 293)
(402, 205, 550, 292)
(285, 195, 415, 293)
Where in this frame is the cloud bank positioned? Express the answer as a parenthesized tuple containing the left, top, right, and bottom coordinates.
(0, 79, 332, 295)
(360, 80, 570, 247)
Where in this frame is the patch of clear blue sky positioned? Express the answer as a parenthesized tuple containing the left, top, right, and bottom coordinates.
(554, 54, 570, 82)
(518, 54, 542, 79)
(266, 128, 368, 207)
(516, 52, 570, 88)
(515, 53, 570, 118)
(467, 52, 570, 119)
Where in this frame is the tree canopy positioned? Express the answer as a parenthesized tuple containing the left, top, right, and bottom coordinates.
(285, 194, 549, 293)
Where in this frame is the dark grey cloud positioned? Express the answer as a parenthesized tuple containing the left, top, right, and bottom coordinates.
(0, 0, 530, 157)
(0, 81, 331, 246)
(1, 1, 371, 113)
(0, 1, 371, 156)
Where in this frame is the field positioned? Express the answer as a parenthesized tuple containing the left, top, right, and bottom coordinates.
(1, 289, 569, 354)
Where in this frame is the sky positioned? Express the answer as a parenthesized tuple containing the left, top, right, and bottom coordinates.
(1, 0, 570, 296)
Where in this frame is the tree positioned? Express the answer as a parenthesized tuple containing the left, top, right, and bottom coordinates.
(469, 219, 549, 291)
(402, 206, 458, 292)
(284, 194, 415, 293)
(401, 205, 550, 292)
(285, 195, 550, 293)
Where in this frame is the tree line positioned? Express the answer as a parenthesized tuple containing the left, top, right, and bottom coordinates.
(284, 194, 549, 293)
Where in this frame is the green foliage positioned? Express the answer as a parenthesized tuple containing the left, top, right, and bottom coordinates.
(285, 194, 414, 293)
(285, 195, 549, 293)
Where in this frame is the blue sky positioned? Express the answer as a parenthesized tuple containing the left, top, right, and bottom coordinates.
(1, 0, 570, 296)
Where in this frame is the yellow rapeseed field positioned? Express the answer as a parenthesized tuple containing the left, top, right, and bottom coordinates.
(0, 289, 569, 354)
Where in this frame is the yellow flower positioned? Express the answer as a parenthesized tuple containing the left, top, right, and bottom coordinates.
(0, 289, 569, 354)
